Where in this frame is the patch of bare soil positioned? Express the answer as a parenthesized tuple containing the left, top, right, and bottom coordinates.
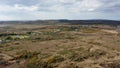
(101, 29, 118, 34)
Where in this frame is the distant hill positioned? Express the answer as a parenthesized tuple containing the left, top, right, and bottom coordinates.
(0, 20, 120, 25)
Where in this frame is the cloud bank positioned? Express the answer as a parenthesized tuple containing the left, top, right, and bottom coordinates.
(0, 0, 120, 20)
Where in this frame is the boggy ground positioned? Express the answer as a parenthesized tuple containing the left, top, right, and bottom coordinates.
(0, 24, 120, 68)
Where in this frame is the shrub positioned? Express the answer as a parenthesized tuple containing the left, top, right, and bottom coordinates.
(45, 55, 65, 63)
(90, 49, 106, 58)
(26, 32, 33, 35)
(27, 56, 39, 68)
(88, 41, 101, 45)
(27, 55, 64, 68)
(5, 35, 29, 40)
(27, 57, 54, 68)
(117, 33, 120, 37)
(81, 28, 99, 33)
(58, 50, 74, 55)
(15, 50, 40, 59)
(59, 63, 79, 68)
(59, 48, 106, 62)
(0, 58, 7, 65)
(100, 60, 120, 68)
(70, 50, 90, 62)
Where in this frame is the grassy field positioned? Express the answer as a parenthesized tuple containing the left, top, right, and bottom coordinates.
(0, 24, 120, 68)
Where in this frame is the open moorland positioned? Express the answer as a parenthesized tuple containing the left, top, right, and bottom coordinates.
(0, 22, 120, 68)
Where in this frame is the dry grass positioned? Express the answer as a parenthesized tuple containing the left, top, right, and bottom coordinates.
(0, 25, 120, 68)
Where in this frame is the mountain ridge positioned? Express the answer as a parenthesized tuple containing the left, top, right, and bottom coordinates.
(0, 19, 120, 25)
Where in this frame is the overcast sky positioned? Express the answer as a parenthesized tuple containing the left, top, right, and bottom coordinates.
(0, 0, 120, 20)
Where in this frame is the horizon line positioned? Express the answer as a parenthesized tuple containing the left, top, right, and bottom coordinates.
(0, 19, 120, 21)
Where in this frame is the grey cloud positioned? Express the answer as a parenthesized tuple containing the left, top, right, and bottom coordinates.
(97, 0, 120, 12)
(0, 0, 39, 6)
(0, 0, 120, 20)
